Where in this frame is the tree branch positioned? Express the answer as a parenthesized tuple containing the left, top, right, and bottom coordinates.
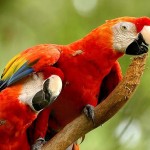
(42, 54, 148, 150)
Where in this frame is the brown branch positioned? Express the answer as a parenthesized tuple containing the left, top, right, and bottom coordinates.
(42, 54, 148, 150)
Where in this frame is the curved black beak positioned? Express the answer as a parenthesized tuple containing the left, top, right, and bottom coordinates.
(125, 33, 149, 55)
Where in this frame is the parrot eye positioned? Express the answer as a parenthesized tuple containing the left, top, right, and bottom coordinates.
(113, 22, 136, 34)
(120, 23, 129, 31)
(120, 25, 127, 31)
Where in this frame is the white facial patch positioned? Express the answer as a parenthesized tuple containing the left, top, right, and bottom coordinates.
(141, 26, 150, 45)
(18, 73, 44, 111)
(112, 22, 137, 52)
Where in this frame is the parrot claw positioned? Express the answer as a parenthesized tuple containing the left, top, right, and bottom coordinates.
(32, 75, 62, 111)
(31, 138, 46, 150)
(83, 104, 95, 125)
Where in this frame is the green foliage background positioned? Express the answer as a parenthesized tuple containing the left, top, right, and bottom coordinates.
(0, 0, 150, 149)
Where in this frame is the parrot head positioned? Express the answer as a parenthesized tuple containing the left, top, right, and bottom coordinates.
(108, 16, 150, 55)
(18, 70, 62, 112)
(93, 17, 150, 56)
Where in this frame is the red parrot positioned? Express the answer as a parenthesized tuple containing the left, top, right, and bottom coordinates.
(0, 49, 63, 150)
(1, 16, 150, 150)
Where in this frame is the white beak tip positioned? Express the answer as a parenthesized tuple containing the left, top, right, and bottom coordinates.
(141, 26, 150, 45)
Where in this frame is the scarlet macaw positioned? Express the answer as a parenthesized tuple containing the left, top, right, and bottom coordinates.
(1, 17, 150, 150)
(0, 47, 62, 150)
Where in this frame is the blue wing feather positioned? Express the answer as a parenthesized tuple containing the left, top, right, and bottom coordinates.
(0, 80, 8, 91)
(7, 68, 34, 86)
(0, 62, 34, 91)
(13, 62, 30, 77)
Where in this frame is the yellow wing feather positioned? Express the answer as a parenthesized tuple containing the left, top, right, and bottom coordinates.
(2, 54, 20, 77)
(1, 54, 27, 80)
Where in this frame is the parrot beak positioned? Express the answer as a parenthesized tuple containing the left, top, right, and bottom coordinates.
(125, 26, 150, 55)
(32, 75, 62, 111)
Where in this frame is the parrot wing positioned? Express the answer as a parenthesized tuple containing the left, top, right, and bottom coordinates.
(98, 61, 122, 103)
(0, 44, 61, 91)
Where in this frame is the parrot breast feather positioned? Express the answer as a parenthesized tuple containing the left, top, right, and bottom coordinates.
(0, 44, 61, 91)
(98, 61, 122, 103)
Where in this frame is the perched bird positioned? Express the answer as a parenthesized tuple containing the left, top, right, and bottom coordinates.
(0, 16, 150, 150)
(0, 64, 62, 150)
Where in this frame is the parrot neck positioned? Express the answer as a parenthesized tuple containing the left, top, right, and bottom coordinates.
(65, 35, 124, 80)
(64, 30, 123, 76)
(68, 31, 124, 65)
